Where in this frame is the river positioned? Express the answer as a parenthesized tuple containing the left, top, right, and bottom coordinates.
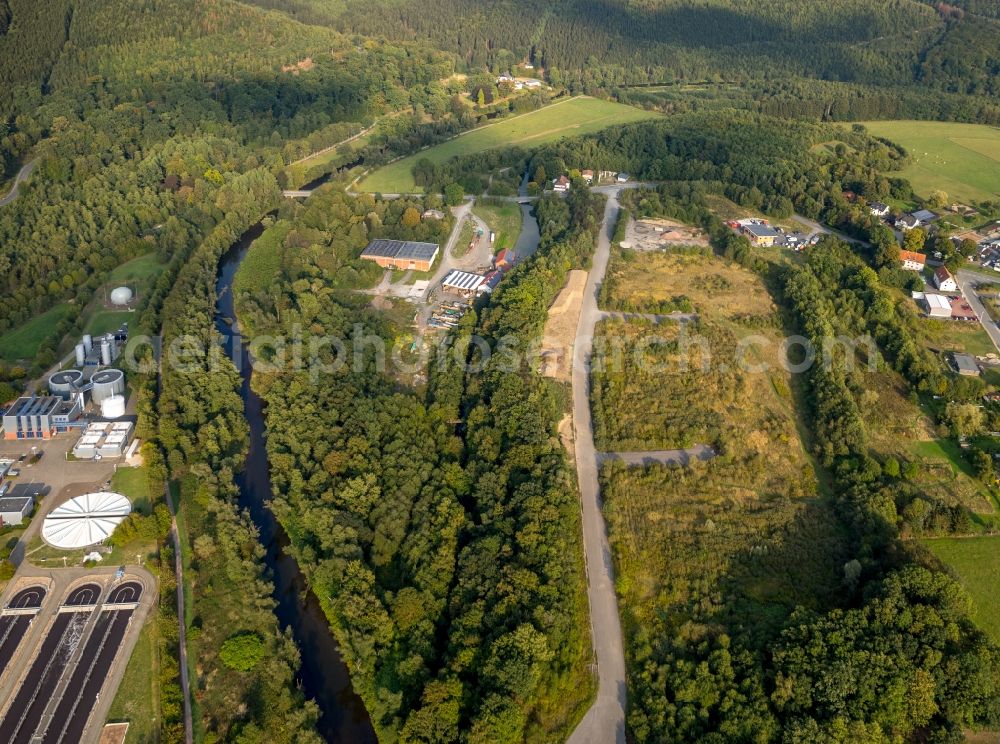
(214, 222, 377, 743)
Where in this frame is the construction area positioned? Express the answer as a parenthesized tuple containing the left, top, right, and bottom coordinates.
(621, 217, 709, 251)
(540, 269, 588, 382)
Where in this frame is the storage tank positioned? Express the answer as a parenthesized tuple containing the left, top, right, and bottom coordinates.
(48, 369, 83, 399)
(74, 343, 86, 367)
(100, 395, 126, 419)
(109, 286, 133, 306)
(90, 368, 125, 404)
(82, 334, 93, 353)
(100, 338, 112, 366)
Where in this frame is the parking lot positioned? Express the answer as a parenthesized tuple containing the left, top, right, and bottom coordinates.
(0, 436, 119, 566)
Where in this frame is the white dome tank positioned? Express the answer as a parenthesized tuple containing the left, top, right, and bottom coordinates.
(110, 286, 133, 306)
(100, 395, 126, 419)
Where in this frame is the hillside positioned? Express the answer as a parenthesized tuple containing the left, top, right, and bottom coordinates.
(258, 0, 1000, 94)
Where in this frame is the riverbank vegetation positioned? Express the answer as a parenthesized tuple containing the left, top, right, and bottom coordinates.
(155, 168, 322, 742)
(232, 187, 603, 742)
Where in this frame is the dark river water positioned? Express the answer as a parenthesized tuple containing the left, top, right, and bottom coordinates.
(214, 222, 377, 743)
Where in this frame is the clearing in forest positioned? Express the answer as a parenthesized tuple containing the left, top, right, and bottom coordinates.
(860, 120, 1000, 205)
(923, 536, 1000, 642)
(599, 251, 844, 700)
(358, 97, 660, 193)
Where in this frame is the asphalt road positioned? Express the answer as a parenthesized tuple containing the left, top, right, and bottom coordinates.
(956, 270, 1000, 354)
(0, 159, 37, 207)
(567, 188, 628, 744)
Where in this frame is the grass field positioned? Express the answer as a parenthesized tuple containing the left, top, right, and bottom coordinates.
(860, 121, 1000, 205)
(923, 536, 1000, 642)
(359, 97, 660, 193)
(473, 199, 522, 252)
(107, 616, 160, 743)
(0, 303, 71, 362)
(234, 221, 290, 295)
(107, 252, 165, 285)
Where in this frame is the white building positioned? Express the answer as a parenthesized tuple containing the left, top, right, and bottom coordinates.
(899, 250, 926, 271)
(933, 266, 958, 292)
(922, 293, 952, 318)
(553, 175, 571, 193)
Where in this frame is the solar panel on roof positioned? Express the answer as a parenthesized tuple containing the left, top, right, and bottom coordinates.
(362, 239, 439, 261)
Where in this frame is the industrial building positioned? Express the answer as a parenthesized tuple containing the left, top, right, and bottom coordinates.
(72, 420, 133, 459)
(2, 395, 84, 440)
(922, 293, 952, 318)
(742, 223, 781, 247)
(90, 368, 126, 404)
(0, 495, 33, 526)
(441, 270, 485, 296)
(360, 239, 440, 272)
(47, 369, 84, 399)
(73, 328, 126, 368)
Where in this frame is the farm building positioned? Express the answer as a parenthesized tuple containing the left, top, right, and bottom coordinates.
(899, 250, 926, 271)
(361, 239, 440, 272)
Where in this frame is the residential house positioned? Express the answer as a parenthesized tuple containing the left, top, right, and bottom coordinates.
(616, 172, 630, 183)
(553, 175, 571, 193)
(581, 169, 594, 185)
(494, 248, 514, 269)
(912, 209, 938, 223)
(933, 266, 958, 292)
(899, 250, 926, 271)
(896, 214, 921, 231)
(869, 201, 890, 217)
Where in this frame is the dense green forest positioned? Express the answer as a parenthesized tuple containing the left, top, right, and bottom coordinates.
(230, 185, 605, 742)
(0, 0, 463, 365)
(272, 0, 1000, 95)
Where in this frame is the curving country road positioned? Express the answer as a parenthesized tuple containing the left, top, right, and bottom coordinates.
(567, 186, 629, 744)
(0, 159, 36, 207)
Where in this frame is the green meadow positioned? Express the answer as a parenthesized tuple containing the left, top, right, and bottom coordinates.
(359, 97, 660, 193)
(861, 120, 1000, 205)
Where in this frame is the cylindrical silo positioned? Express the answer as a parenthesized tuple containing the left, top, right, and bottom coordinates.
(82, 334, 93, 353)
(100, 339, 112, 366)
(48, 369, 83, 399)
(75, 343, 86, 367)
(90, 369, 125, 404)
